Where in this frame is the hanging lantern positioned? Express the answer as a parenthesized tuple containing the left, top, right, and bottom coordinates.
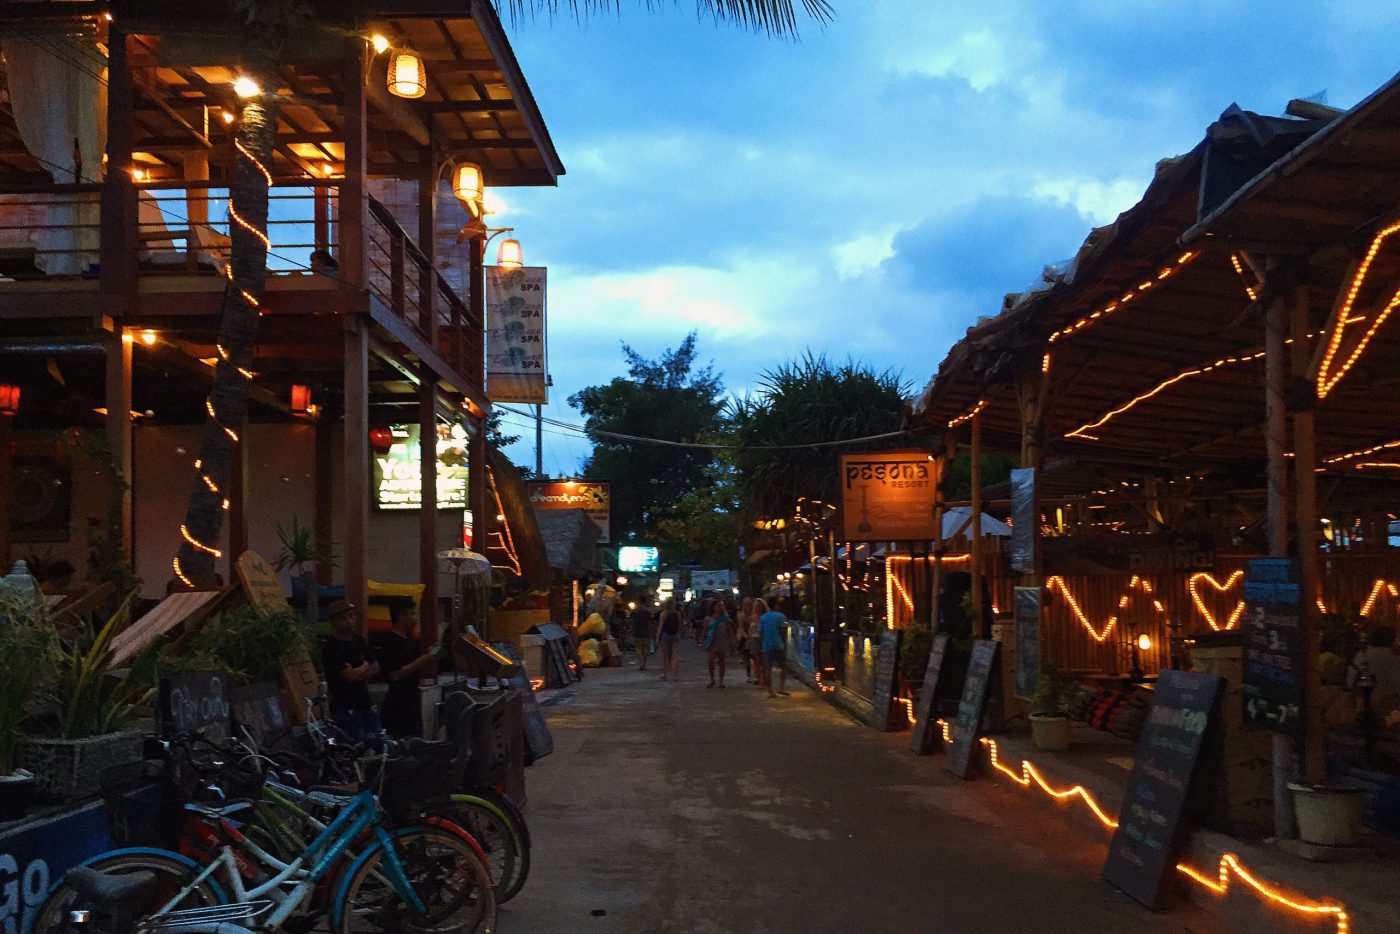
(451, 162, 484, 216)
(387, 49, 426, 99)
(496, 238, 523, 270)
(0, 384, 18, 416)
(290, 384, 311, 414)
(369, 426, 394, 455)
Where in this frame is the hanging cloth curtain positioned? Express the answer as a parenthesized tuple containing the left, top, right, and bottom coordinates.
(2, 31, 107, 274)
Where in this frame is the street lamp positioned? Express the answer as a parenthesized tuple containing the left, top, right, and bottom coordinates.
(496, 237, 523, 270)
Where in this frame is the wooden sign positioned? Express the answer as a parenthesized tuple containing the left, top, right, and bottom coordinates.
(839, 450, 940, 542)
(909, 634, 951, 754)
(1014, 587, 1041, 699)
(868, 627, 903, 731)
(1240, 558, 1303, 737)
(1103, 669, 1224, 909)
(160, 669, 230, 743)
(944, 639, 1001, 779)
(492, 642, 554, 763)
(280, 647, 321, 724)
(229, 682, 291, 742)
(236, 551, 289, 613)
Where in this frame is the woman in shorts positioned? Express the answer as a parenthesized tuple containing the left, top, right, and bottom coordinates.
(657, 597, 684, 681)
(750, 598, 770, 690)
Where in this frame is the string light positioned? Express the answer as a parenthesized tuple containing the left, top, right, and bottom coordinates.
(1229, 253, 1259, 302)
(947, 399, 986, 429)
(1188, 571, 1245, 631)
(1323, 438, 1400, 466)
(980, 738, 1119, 829)
(1317, 219, 1400, 399)
(935, 718, 952, 744)
(1359, 578, 1400, 617)
(529, 677, 544, 692)
(1045, 575, 1165, 643)
(488, 468, 522, 576)
(180, 523, 222, 558)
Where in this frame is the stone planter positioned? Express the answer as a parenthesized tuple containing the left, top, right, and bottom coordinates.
(0, 770, 35, 822)
(1030, 713, 1071, 751)
(1289, 783, 1364, 847)
(18, 730, 145, 802)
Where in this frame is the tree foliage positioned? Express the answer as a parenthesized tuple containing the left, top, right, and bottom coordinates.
(493, 0, 833, 37)
(569, 333, 726, 545)
(654, 464, 744, 567)
(729, 354, 911, 522)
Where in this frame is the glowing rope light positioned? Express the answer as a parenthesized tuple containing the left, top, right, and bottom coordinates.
(1229, 253, 1259, 302)
(180, 524, 222, 558)
(935, 718, 952, 744)
(1045, 575, 1164, 643)
(1359, 578, 1400, 617)
(488, 469, 523, 576)
(1176, 856, 1349, 934)
(1316, 219, 1400, 398)
(980, 738, 1120, 829)
(1323, 438, 1400, 466)
(1188, 571, 1245, 631)
(947, 399, 986, 429)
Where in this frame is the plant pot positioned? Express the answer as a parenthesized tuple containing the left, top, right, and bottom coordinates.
(0, 770, 35, 822)
(1030, 713, 1071, 751)
(18, 730, 145, 802)
(1289, 783, 1364, 847)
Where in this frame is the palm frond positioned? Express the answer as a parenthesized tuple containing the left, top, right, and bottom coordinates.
(493, 0, 833, 37)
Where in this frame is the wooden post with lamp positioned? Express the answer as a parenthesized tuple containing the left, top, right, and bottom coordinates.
(0, 384, 17, 567)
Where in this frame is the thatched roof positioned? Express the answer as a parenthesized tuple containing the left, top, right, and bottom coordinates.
(533, 508, 602, 578)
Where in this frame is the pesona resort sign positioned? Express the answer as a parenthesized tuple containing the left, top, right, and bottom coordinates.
(527, 480, 611, 544)
(839, 450, 940, 542)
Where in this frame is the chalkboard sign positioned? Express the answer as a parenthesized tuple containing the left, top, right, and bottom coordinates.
(1014, 587, 1040, 699)
(492, 642, 554, 763)
(868, 627, 903, 731)
(160, 669, 230, 743)
(229, 682, 291, 742)
(909, 634, 951, 754)
(1103, 669, 1224, 909)
(944, 639, 1001, 779)
(1240, 558, 1303, 737)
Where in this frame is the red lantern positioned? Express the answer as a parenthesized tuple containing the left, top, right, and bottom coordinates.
(369, 427, 394, 455)
(290, 384, 311, 414)
(0, 384, 19, 417)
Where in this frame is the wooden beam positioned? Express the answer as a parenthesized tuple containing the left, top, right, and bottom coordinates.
(104, 325, 134, 554)
(1289, 282, 1324, 786)
(419, 366, 439, 645)
(132, 73, 212, 149)
(365, 72, 432, 147)
(423, 99, 518, 113)
(341, 39, 369, 289)
(344, 316, 370, 627)
(969, 413, 984, 628)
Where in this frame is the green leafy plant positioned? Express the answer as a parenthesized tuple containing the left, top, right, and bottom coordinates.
(39, 592, 156, 739)
(273, 516, 336, 575)
(1031, 659, 1077, 716)
(0, 589, 60, 773)
(899, 620, 933, 685)
(188, 603, 315, 687)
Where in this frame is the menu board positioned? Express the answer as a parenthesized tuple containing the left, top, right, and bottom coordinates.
(868, 627, 903, 731)
(944, 639, 1001, 779)
(1103, 670, 1224, 909)
(160, 669, 230, 743)
(493, 642, 554, 763)
(1240, 558, 1303, 737)
(909, 634, 951, 754)
(229, 682, 291, 742)
(1014, 586, 1040, 699)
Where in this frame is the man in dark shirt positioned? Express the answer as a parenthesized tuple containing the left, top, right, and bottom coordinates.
(376, 601, 438, 737)
(630, 603, 655, 671)
(321, 599, 382, 741)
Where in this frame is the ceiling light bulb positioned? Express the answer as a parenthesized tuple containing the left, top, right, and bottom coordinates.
(370, 34, 390, 54)
(232, 76, 261, 99)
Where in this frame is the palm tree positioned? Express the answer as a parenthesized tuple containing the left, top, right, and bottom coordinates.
(173, 0, 832, 587)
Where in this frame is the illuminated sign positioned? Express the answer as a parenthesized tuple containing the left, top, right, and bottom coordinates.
(527, 480, 611, 543)
(839, 449, 941, 542)
(372, 423, 469, 511)
(618, 546, 659, 573)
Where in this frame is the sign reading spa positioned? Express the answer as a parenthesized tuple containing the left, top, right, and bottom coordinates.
(838, 450, 940, 542)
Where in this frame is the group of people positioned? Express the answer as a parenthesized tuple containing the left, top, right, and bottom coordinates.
(628, 594, 790, 697)
(320, 598, 442, 741)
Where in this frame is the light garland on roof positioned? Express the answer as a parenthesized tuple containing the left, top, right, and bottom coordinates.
(1188, 571, 1244, 631)
(1323, 438, 1400, 466)
(1041, 250, 1201, 375)
(1229, 252, 1260, 302)
(948, 399, 986, 429)
(1045, 574, 1166, 643)
(1317, 218, 1400, 399)
(488, 468, 522, 577)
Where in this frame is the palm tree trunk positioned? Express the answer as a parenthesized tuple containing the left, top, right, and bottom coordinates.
(174, 41, 280, 588)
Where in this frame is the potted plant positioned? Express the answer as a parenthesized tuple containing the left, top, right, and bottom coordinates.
(1288, 782, 1365, 846)
(0, 583, 59, 821)
(19, 592, 156, 801)
(184, 603, 316, 687)
(1030, 659, 1076, 751)
(273, 516, 336, 627)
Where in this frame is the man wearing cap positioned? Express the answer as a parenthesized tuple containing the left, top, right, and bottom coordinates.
(321, 599, 382, 740)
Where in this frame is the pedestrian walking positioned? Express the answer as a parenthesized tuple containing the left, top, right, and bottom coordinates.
(750, 598, 770, 690)
(735, 596, 755, 682)
(657, 597, 684, 681)
(703, 600, 731, 687)
(759, 600, 790, 697)
(631, 601, 655, 671)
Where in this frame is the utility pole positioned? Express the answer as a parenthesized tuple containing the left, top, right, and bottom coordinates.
(535, 403, 543, 477)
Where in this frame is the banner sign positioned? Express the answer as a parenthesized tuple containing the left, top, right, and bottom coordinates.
(372, 423, 470, 511)
(486, 266, 547, 404)
(839, 450, 940, 542)
(1241, 558, 1304, 737)
(527, 480, 610, 544)
(1009, 467, 1036, 572)
(691, 570, 732, 593)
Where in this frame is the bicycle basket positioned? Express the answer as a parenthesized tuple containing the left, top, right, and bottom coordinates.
(374, 743, 456, 820)
(101, 761, 182, 848)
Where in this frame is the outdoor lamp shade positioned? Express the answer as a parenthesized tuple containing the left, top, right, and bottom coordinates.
(496, 238, 523, 269)
(369, 427, 394, 455)
(0, 384, 18, 416)
(290, 384, 311, 414)
(1136, 633, 1152, 652)
(452, 162, 484, 206)
(387, 50, 427, 99)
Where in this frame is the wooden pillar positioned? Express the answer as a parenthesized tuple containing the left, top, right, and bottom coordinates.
(418, 369, 439, 648)
(0, 411, 12, 568)
(228, 431, 248, 573)
(969, 413, 984, 631)
(468, 414, 489, 636)
(314, 414, 334, 586)
(100, 29, 138, 315)
(104, 327, 133, 554)
(1289, 282, 1325, 785)
(418, 148, 438, 340)
(339, 38, 367, 289)
(344, 319, 370, 629)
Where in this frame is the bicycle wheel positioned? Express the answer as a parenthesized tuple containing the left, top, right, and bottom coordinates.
(334, 827, 496, 934)
(470, 788, 530, 854)
(27, 849, 225, 934)
(446, 795, 529, 903)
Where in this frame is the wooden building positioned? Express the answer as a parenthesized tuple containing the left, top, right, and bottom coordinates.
(0, 0, 562, 640)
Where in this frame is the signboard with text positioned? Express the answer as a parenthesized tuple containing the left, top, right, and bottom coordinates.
(372, 423, 470, 511)
(527, 480, 610, 543)
(839, 450, 939, 542)
(1241, 558, 1304, 737)
(486, 266, 548, 404)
